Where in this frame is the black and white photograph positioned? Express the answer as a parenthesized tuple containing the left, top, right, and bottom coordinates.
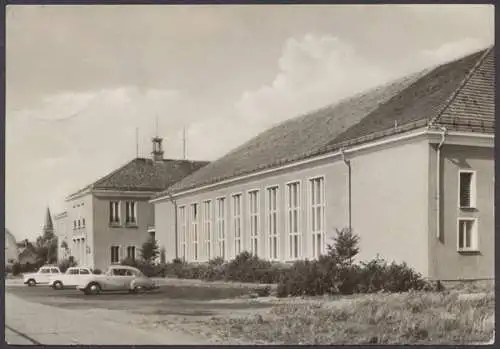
(4, 4, 495, 345)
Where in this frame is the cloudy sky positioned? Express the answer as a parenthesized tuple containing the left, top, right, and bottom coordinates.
(6, 4, 494, 240)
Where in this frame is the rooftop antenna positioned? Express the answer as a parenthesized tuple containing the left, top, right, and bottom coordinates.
(183, 126, 187, 160)
(155, 115, 159, 138)
(135, 127, 139, 158)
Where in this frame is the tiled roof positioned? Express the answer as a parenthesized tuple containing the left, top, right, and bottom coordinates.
(159, 47, 494, 197)
(68, 158, 209, 198)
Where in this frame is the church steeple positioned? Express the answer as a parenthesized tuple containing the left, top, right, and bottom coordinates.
(43, 207, 54, 235)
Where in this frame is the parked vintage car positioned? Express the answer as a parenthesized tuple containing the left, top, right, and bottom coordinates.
(47, 267, 95, 290)
(23, 265, 62, 286)
(76, 265, 159, 295)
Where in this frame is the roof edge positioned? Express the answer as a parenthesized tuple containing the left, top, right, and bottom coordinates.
(429, 46, 493, 127)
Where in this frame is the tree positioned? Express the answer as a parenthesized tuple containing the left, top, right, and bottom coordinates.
(326, 228, 360, 266)
(140, 237, 160, 265)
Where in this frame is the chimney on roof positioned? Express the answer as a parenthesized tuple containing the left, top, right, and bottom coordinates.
(151, 137, 164, 161)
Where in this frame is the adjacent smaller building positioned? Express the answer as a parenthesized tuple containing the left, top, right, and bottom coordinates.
(57, 138, 209, 270)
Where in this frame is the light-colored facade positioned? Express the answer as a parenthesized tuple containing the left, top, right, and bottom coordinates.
(64, 190, 155, 270)
(152, 47, 494, 280)
(153, 130, 494, 280)
(54, 212, 70, 261)
(58, 138, 209, 271)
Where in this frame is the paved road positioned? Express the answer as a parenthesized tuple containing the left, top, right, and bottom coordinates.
(5, 282, 271, 345)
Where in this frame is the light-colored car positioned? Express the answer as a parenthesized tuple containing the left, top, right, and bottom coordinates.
(76, 265, 159, 295)
(48, 267, 95, 290)
(23, 266, 62, 286)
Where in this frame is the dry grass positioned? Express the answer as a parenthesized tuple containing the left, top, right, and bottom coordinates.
(206, 283, 495, 345)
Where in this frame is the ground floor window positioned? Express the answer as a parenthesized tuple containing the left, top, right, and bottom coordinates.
(458, 218, 478, 251)
(127, 246, 136, 260)
(111, 246, 120, 264)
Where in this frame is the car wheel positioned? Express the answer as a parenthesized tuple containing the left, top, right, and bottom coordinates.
(133, 285, 145, 294)
(52, 281, 64, 290)
(27, 279, 36, 287)
(85, 282, 101, 295)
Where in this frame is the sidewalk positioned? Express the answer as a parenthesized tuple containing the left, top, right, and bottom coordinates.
(5, 292, 205, 345)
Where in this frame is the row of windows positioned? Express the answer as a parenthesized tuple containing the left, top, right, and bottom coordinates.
(110, 245, 138, 264)
(73, 218, 86, 230)
(109, 201, 137, 225)
(178, 177, 325, 262)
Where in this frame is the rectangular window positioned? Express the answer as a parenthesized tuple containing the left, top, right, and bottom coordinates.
(203, 200, 212, 260)
(287, 182, 301, 260)
(191, 204, 199, 261)
(216, 197, 226, 259)
(127, 246, 136, 260)
(178, 206, 187, 260)
(458, 218, 478, 251)
(82, 218, 86, 227)
(232, 194, 242, 256)
(459, 171, 476, 208)
(248, 190, 260, 256)
(125, 201, 137, 224)
(310, 177, 325, 259)
(109, 201, 120, 224)
(110, 245, 120, 264)
(266, 186, 279, 260)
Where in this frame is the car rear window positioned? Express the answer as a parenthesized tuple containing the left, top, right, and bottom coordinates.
(79, 269, 90, 275)
(40, 268, 50, 273)
(51, 268, 59, 273)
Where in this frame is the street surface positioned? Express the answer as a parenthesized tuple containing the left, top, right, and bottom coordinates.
(4, 281, 271, 345)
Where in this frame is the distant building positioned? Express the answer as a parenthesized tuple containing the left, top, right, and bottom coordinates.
(62, 138, 209, 270)
(5, 229, 19, 266)
(54, 211, 70, 261)
(152, 47, 494, 281)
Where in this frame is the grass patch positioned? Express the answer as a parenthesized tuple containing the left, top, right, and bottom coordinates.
(207, 287, 495, 345)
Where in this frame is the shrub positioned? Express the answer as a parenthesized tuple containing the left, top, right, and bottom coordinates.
(224, 251, 274, 283)
(58, 256, 78, 273)
(277, 228, 431, 297)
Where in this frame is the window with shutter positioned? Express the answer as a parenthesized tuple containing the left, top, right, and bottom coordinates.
(459, 171, 475, 208)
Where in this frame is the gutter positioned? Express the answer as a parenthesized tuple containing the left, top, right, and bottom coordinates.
(339, 148, 352, 231)
(436, 127, 447, 241)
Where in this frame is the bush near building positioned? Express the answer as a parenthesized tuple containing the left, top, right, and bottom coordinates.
(124, 228, 440, 296)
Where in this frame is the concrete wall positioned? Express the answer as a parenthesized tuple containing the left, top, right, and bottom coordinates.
(156, 136, 431, 275)
(428, 144, 494, 280)
(92, 194, 154, 270)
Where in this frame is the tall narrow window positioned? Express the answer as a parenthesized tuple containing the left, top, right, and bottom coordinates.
(178, 206, 187, 260)
(191, 204, 199, 261)
(125, 201, 137, 224)
(266, 186, 279, 260)
(232, 194, 242, 257)
(310, 177, 325, 259)
(287, 182, 301, 260)
(127, 246, 136, 260)
(459, 171, 476, 208)
(216, 197, 226, 259)
(203, 200, 212, 260)
(458, 218, 477, 251)
(109, 201, 120, 224)
(110, 246, 120, 264)
(248, 190, 260, 256)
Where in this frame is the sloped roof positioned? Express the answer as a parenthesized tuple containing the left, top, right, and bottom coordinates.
(159, 47, 494, 197)
(68, 158, 209, 199)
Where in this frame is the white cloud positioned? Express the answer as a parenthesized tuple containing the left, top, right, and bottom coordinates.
(235, 34, 392, 129)
(417, 37, 491, 67)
